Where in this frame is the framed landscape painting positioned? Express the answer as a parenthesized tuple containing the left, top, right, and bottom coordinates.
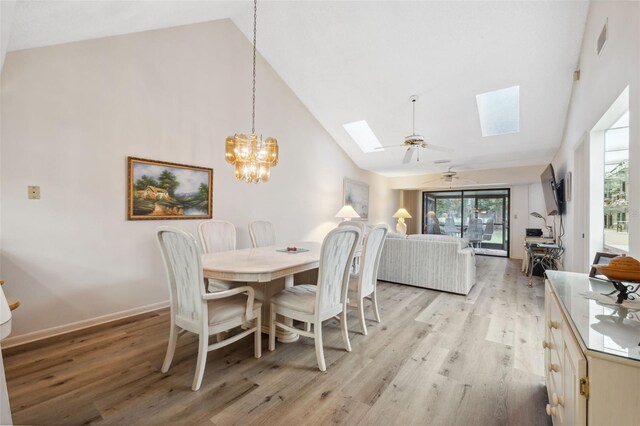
(343, 178, 369, 220)
(127, 157, 213, 220)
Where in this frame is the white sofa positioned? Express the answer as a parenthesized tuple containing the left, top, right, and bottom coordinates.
(377, 233, 476, 295)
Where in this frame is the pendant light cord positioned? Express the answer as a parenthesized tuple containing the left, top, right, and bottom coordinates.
(251, 0, 257, 134)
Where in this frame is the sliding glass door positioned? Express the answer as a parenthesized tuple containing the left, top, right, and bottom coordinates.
(422, 189, 510, 257)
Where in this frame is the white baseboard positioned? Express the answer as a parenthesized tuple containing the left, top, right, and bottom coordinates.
(1, 300, 169, 349)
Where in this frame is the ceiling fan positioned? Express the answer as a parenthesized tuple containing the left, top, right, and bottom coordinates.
(375, 95, 452, 164)
(422, 167, 508, 189)
(423, 167, 478, 187)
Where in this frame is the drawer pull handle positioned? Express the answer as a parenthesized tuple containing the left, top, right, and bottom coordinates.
(548, 363, 559, 373)
(548, 320, 560, 329)
(542, 340, 552, 349)
(546, 404, 557, 416)
(551, 392, 564, 406)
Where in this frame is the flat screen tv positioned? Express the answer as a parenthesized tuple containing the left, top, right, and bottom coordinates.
(540, 164, 564, 216)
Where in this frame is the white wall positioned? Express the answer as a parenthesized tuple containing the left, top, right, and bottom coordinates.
(0, 0, 16, 72)
(551, 1, 640, 271)
(0, 19, 397, 341)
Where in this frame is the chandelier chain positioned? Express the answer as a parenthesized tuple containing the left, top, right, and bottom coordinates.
(251, 0, 257, 134)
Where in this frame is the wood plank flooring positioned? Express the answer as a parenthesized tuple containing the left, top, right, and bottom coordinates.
(3, 257, 551, 425)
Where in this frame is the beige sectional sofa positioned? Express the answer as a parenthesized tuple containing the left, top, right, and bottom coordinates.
(377, 233, 476, 295)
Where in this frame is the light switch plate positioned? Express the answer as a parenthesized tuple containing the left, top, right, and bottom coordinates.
(28, 186, 40, 199)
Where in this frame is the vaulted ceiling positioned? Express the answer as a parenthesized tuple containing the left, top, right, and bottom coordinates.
(5, 0, 589, 177)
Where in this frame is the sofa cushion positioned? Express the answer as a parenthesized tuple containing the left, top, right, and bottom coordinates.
(387, 232, 408, 239)
(377, 234, 476, 295)
(407, 234, 459, 242)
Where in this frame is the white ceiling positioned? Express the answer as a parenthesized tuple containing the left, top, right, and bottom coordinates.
(6, 0, 589, 177)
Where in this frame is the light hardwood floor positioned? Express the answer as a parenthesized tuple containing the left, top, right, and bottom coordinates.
(4, 257, 551, 425)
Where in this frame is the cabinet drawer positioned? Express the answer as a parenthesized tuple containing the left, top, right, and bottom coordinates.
(548, 293, 564, 344)
(548, 343, 562, 378)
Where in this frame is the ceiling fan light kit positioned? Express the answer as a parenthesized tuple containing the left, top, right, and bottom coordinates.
(376, 95, 452, 164)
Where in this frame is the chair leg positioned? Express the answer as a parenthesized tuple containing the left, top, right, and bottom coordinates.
(268, 303, 277, 352)
(314, 322, 326, 371)
(192, 333, 209, 391)
(161, 323, 180, 373)
(357, 301, 368, 336)
(341, 309, 352, 352)
(254, 309, 262, 358)
(371, 290, 381, 323)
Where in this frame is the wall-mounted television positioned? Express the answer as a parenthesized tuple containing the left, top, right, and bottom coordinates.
(540, 164, 564, 216)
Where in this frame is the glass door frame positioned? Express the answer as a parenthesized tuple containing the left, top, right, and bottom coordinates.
(421, 188, 511, 258)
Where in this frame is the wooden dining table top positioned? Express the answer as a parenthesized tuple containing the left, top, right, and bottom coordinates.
(202, 242, 322, 283)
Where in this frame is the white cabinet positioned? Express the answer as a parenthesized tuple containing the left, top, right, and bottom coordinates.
(544, 282, 586, 425)
(544, 271, 640, 426)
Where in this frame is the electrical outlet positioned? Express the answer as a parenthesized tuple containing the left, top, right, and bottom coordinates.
(28, 186, 40, 199)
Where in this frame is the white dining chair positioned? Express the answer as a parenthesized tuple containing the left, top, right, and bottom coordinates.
(338, 221, 366, 274)
(268, 226, 360, 371)
(248, 220, 276, 248)
(347, 224, 388, 335)
(156, 226, 261, 391)
(198, 220, 237, 292)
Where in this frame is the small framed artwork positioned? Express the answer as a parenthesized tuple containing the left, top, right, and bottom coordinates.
(589, 252, 618, 279)
(128, 157, 213, 220)
(343, 178, 369, 220)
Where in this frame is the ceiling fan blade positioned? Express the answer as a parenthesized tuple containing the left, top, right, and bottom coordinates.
(424, 144, 453, 153)
(451, 182, 508, 188)
(421, 178, 443, 185)
(456, 177, 479, 184)
(402, 148, 415, 164)
(374, 144, 406, 150)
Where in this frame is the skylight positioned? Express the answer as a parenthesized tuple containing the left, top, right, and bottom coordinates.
(343, 120, 382, 153)
(476, 86, 520, 137)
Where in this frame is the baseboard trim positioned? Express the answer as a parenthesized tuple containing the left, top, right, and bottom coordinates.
(1, 300, 170, 349)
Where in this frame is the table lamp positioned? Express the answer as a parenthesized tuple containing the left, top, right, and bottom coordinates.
(393, 208, 412, 235)
(335, 205, 360, 221)
(530, 211, 553, 238)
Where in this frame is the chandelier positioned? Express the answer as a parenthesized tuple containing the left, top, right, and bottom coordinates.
(225, 0, 278, 183)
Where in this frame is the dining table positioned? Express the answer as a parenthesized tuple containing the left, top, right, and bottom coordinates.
(202, 242, 322, 343)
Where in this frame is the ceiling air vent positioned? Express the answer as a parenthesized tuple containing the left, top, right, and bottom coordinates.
(597, 19, 608, 56)
(434, 159, 451, 164)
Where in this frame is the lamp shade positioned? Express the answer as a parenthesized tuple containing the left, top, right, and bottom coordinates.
(335, 205, 360, 220)
(530, 211, 545, 219)
(393, 208, 412, 219)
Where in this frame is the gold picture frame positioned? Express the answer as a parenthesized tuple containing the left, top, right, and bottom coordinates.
(127, 157, 213, 220)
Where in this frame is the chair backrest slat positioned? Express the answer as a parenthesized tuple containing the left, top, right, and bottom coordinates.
(249, 221, 276, 248)
(315, 227, 359, 315)
(337, 220, 366, 247)
(198, 220, 236, 253)
(359, 225, 389, 296)
(157, 227, 204, 322)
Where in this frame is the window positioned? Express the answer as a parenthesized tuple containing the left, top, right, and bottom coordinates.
(590, 86, 630, 257)
(603, 111, 629, 252)
(476, 86, 520, 137)
(422, 189, 510, 257)
(342, 120, 382, 153)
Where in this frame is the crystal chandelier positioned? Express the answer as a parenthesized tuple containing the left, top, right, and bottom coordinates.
(225, 0, 278, 183)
